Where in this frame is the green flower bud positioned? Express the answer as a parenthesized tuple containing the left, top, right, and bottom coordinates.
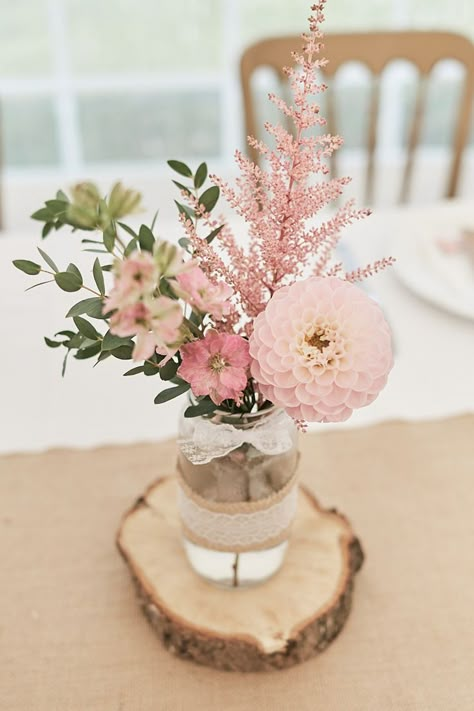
(154, 240, 184, 278)
(107, 182, 142, 219)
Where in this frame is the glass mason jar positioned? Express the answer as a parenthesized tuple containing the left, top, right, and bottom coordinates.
(177, 405, 299, 588)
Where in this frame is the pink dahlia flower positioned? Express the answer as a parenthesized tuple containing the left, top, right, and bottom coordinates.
(249, 277, 393, 423)
(178, 329, 250, 405)
(175, 266, 233, 319)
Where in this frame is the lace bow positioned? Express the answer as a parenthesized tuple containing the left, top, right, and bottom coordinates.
(178, 409, 294, 465)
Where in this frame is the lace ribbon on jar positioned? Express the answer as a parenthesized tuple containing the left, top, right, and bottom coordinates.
(177, 471, 299, 552)
(178, 408, 295, 465)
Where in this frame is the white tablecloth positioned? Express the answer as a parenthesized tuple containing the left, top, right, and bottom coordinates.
(1, 199, 473, 454)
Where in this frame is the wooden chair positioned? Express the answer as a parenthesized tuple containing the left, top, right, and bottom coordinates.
(240, 31, 474, 203)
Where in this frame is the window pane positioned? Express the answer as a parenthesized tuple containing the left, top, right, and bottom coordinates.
(0, 1, 52, 76)
(78, 91, 221, 163)
(2, 97, 60, 167)
(66, 0, 222, 74)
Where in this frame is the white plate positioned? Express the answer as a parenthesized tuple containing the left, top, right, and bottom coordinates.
(394, 229, 474, 321)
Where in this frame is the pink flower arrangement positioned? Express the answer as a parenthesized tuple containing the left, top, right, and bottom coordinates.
(16, 1, 394, 424)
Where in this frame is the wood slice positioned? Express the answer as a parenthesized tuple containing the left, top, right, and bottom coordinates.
(117, 477, 364, 672)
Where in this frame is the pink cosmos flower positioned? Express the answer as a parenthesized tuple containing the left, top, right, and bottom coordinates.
(178, 329, 251, 405)
(105, 251, 158, 311)
(249, 277, 393, 423)
(109, 296, 183, 361)
(174, 266, 233, 319)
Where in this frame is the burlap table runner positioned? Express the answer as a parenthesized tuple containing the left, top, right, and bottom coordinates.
(1, 415, 473, 711)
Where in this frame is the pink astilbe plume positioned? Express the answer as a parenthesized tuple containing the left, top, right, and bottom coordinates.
(179, 1, 393, 329)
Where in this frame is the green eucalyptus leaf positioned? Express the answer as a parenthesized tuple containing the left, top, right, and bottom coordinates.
(124, 237, 138, 257)
(54, 271, 83, 292)
(144, 360, 160, 376)
(117, 222, 138, 239)
(167, 159, 192, 178)
(194, 162, 208, 189)
(103, 226, 116, 253)
(45, 199, 68, 213)
(92, 258, 105, 294)
(44, 337, 63, 348)
(13, 259, 41, 275)
(172, 180, 192, 196)
(67, 263, 82, 280)
(174, 201, 194, 221)
(74, 342, 102, 359)
(150, 210, 159, 231)
(205, 224, 224, 244)
(102, 330, 133, 351)
(42, 222, 54, 239)
(66, 297, 105, 319)
(159, 359, 178, 381)
(110, 344, 134, 360)
(73, 316, 100, 340)
(199, 186, 219, 213)
(154, 382, 190, 404)
(123, 366, 145, 376)
(178, 237, 192, 251)
(138, 224, 155, 252)
(56, 189, 69, 202)
(184, 397, 217, 418)
(31, 207, 54, 222)
(37, 247, 58, 272)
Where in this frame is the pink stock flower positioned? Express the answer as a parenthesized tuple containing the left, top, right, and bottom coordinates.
(105, 250, 158, 311)
(178, 330, 251, 405)
(249, 277, 393, 423)
(175, 266, 233, 319)
(109, 296, 183, 362)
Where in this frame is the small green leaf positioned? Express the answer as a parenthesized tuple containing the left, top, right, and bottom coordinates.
(154, 382, 190, 404)
(73, 316, 100, 341)
(167, 159, 193, 178)
(55, 330, 75, 338)
(124, 237, 138, 257)
(117, 222, 138, 239)
(194, 162, 208, 189)
(110, 344, 134, 360)
(159, 359, 178, 381)
(31, 207, 54, 222)
(42, 222, 54, 239)
(54, 271, 83, 292)
(66, 297, 105, 319)
(184, 397, 217, 418)
(174, 201, 194, 221)
(205, 224, 224, 244)
(92, 258, 105, 295)
(13, 259, 41, 276)
(74, 342, 102, 359)
(81, 238, 104, 245)
(144, 360, 160, 376)
(67, 263, 82, 280)
(199, 186, 219, 213)
(103, 226, 116, 252)
(37, 247, 58, 272)
(45, 199, 68, 213)
(172, 180, 192, 196)
(150, 210, 159, 231)
(95, 351, 111, 364)
(123, 366, 145, 376)
(138, 224, 155, 252)
(178, 237, 192, 251)
(56, 189, 69, 202)
(44, 337, 62, 348)
(101, 264, 113, 272)
(102, 330, 133, 351)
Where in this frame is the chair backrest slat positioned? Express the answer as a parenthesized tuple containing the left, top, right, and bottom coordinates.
(240, 31, 474, 203)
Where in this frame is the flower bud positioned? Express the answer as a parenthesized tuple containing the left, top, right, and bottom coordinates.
(107, 182, 141, 219)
